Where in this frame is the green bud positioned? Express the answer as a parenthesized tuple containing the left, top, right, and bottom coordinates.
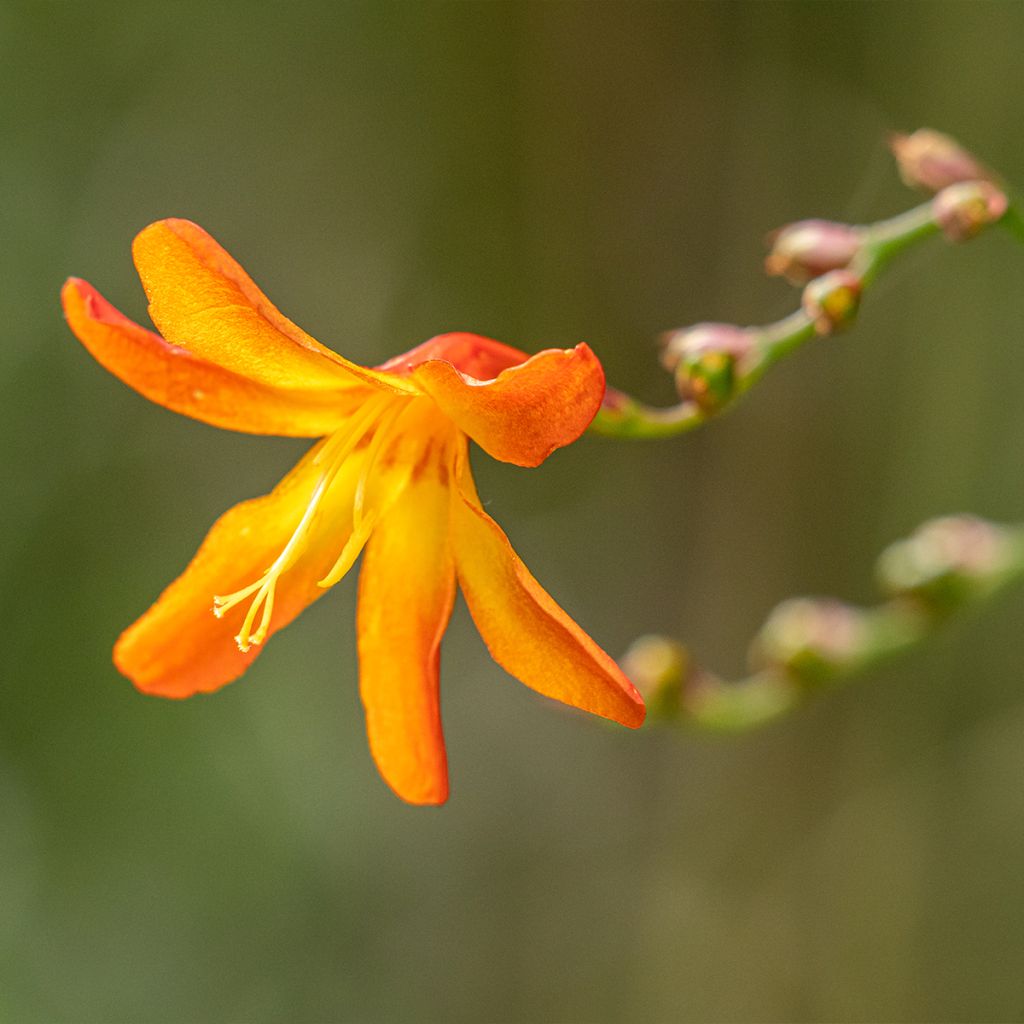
(801, 270, 862, 335)
(933, 181, 1008, 242)
(659, 323, 754, 414)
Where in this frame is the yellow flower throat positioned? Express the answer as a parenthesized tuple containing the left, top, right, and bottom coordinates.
(212, 393, 447, 653)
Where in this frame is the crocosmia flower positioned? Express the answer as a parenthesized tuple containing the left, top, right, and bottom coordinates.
(62, 219, 645, 804)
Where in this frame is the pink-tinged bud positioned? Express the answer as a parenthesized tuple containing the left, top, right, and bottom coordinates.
(659, 322, 753, 371)
(801, 270, 862, 335)
(889, 128, 997, 194)
(877, 515, 1011, 613)
(752, 598, 869, 685)
(658, 323, 755, 413)
(932, 180, 1008, 242)
(764, 219, 863, 284)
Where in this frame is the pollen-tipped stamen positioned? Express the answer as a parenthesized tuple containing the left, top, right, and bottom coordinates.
(211, 394, 394, 652)
(212, 578, 262, 618)
(214, 468, 332, 652)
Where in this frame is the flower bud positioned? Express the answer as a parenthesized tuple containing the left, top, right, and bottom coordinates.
(877, 515, 1011, 613)
(751, 598, 869, 685)
(889, 128, 997, 194)
(932, 180, 1008, 242)
(801, 269, 862, 335)
(620, 635, 687, 720)
(764, 219, 863, 285)
(659, 323, 754, 414)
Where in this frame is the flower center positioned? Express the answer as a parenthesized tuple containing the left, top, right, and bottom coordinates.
(212, 393, 411, 652)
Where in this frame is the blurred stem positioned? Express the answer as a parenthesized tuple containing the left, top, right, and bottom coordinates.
(855, 202, 939, 281)
(625, 518, 1024, 734)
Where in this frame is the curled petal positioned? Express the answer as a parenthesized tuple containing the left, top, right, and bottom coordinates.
(377, 332, 528, 380)
(132, 218, 415, 395)
(63, 278, 363, 437)
(450, 444, 645, 727)
(115, 439, 366, 697)
(357, 455, 456, 805)
(411, 342, 606, 467)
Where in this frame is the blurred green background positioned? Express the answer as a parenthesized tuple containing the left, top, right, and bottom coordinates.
(4, 2, 1024, 1020)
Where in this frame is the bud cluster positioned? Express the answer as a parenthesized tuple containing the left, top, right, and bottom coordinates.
(644, 130, 1009, 431)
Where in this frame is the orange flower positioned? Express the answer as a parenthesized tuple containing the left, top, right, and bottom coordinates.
(62, 219, 645, 804)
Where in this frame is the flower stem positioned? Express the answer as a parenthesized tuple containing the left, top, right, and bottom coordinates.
(589, 194, 990, 441)
(624, 518, 1024, 734)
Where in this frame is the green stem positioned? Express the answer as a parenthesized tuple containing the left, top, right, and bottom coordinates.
(856, 203, 940, 282)
(591, 197, 958, 441)
(590, 391, 704, 440)
(632, 519, 1024, 734)
(743, 310, 817, 386)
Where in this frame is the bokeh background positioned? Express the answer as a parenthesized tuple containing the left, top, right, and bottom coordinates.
(4, 2, 1024, 1020)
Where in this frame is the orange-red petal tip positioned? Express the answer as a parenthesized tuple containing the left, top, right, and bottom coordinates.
(615, 693, 647, 729)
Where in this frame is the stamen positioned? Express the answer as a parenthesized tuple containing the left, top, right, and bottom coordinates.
(212, 394, 393, 652)
(211, 577, 262, 618)
(317, 400, 420, 589)
(317, 521, 374, 590)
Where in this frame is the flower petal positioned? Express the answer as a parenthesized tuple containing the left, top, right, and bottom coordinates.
(115, 438, 367, 697)
(63, 278, 364, 437)
(131, 218, 415, 395)
(449, 444, 645, 727)
(356, 453, 456, 805)
(376, 332, 528, 380)
(410, 342, 606, 467)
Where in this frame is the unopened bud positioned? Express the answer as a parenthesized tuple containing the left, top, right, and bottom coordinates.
(620, 635, 688, 720)
(877, 515, 1011, 613)
(752, 598, 869, 685)
(932, 181, 1008, 242)
(659, 323, 754, 414)
(801, 270, 862, 335)
(765, 219, 863, 285)
(890, 128, 997, 194)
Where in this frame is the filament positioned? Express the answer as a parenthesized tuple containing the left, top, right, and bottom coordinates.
(317, 399, 420, 588)
(212, 393, 393, 652)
